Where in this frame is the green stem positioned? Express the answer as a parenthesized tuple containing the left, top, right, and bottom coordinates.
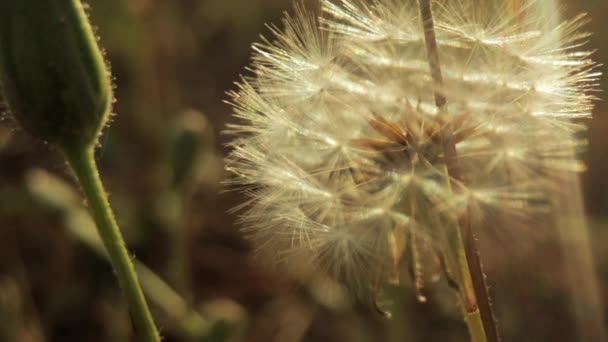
(465, 309, 487, 342)
(446, 213, 490, 342)
(165, 191, 194, 302)
(62, 145, 161, 342)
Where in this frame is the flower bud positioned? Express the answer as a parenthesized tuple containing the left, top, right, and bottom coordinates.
(0, 0, 112, 148)
(170, 110, 214, 190)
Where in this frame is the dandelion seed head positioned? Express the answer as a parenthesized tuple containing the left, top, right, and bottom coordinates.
(225, 0, 598, 304)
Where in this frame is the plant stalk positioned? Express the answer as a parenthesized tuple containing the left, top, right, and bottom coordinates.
(417, 1, 500, 341)
(62, 145, 161, 342)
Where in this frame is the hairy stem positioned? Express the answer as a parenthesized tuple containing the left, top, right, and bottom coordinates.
(417, 1, 500, 341)
(62, 145, 161, 342)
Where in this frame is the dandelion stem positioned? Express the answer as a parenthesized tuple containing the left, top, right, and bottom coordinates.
(61, 145, 161, 342)
(418, 0, 446, 109)
(417, 1, 500, 341)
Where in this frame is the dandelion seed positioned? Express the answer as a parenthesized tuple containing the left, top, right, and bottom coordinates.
(225, 0, 598, 307)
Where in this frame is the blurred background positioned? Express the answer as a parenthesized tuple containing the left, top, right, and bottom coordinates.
(0, 0, 606, 341)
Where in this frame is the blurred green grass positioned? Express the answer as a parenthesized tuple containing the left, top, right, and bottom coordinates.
(0, 0, 607, 341)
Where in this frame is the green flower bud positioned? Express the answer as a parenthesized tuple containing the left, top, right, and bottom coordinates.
(170, 110, 213, 190)
(0, 0, 112, 149)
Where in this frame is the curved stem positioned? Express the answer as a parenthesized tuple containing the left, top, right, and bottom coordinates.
(62, 145, 161, 342)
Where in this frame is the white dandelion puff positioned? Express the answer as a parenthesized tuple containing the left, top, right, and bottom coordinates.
(224, 0, 599, 306)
